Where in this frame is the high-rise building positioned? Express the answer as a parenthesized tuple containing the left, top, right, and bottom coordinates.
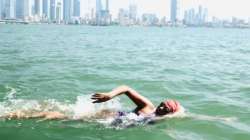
(105, 0, 109, 11)
(16, 0, 32, 20)
(0, 1, 1, 20)
(43, 0, 50, 19)
(73, 0, 80, 17)
(118, 8, 129, 26)
(96, 0, 102, 16)
(50, 0, 56, 20)
(5, 0, 16, 19)
(0, 0, 6, 19)
(184, 6, 208, 26)
(16, 0, 24, 19)
(170, 0, 177, 22)
(56, 1, 62, 23)
(51, 0, 63, 22)
(129, 4, 137, 24)
(95, 0, 110, 25)
(34, 0, 43, 17)
(63, 0, 73, 21)
(142, 13, 159, 26)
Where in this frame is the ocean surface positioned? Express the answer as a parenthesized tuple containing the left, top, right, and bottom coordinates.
(0, 24, 250, 140)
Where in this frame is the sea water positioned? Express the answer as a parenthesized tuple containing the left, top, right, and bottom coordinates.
(0, 24, 250, 140)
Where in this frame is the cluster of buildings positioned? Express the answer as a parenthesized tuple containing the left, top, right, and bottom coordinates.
(0, 0, 250, 28)
(184, 5, 208, 26)
(0, 0, 98, 24)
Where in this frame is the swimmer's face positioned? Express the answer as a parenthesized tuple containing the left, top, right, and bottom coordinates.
(155, 102, 171, 116)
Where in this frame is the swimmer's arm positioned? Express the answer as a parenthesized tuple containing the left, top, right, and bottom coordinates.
(92, 85, 154, 109)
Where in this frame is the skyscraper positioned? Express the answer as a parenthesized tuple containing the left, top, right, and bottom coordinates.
(63, 0, 73, 21)
(95, 0, 110, 25)
(96, 0, 102, 15)
(56, 1, 62, 23)
(5, 0, 16, 19)
(43, 0, 50, 19)
(50, 0, 56, 20)
(16, 0, 32, 20)
(106, 0, 109, 11)
(129, 4, 137, 23)
(73, 0, 80, 17)
(0, 0, 5, 19)
(51, 0, 63, 22)
(34, 0, 43, 17)
(95, 0, 102, 24)
(170, 0, 177, 22)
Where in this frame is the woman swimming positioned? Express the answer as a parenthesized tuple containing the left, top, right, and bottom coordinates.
(2, 85, 181, 121)
(91, 85, 181, 118)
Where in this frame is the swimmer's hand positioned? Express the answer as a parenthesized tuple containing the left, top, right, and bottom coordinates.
(91, 93, 111, 103)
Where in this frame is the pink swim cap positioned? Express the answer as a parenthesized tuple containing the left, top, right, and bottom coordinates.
(164, 100, 181, 113)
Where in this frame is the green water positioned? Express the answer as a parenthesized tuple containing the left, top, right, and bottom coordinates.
(0, 24, 250, 140)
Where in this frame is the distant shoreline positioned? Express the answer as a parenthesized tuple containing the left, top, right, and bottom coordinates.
(1, 22, 250, 29)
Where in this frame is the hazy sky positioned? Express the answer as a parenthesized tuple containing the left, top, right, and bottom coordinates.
(95, 0, 250, 20)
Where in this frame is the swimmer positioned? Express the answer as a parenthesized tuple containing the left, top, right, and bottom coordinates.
(91, 85, 181, 118)
(2, 85, 181, 121)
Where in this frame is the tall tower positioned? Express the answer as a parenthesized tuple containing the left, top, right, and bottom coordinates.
(170, 0, 177, 22)
(4, 0, 15, 19)
(96, 0, 102, 14)
(129, 4, 137, 23)
(73, 0, 80, 17)
(50, 0, 56, 20)
(0, 1, 2, 19)
(34, 0, 43, 17)
(63, 0, 73, 22)
(56, 1, 62, 23)
(43, 0, 50, 19)
(106, 0, 109, 11)
(16, 0, 24, 19)
(0, 0, 6, 19)
(16, 0, 32, 20)
(95, 0, 102, 24)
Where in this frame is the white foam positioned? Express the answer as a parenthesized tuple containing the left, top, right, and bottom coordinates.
(0, 94, 122, 121)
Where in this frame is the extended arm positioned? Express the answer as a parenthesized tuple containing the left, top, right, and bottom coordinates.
(91, 85, 154, 109)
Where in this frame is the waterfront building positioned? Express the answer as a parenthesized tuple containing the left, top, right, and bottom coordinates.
(0, 1, 2, 19)
(170, 0, 177, 23)
(34, 0, 43, 17)
(50, 0, 62, 22)
(0, 0, 3, 19)
(5, 0, 16, 19)
(73, 0, 80, 17)
(56, 1, 62, 23)
(16, 0, 32, 20)
(95, 0, 111, 25)
(50, 0, 56, 20)
(63, 0, 73, 22)
(42, 0, 50, 20)
(184, 6, 208, 26)
(141, 13, 159, 26)
(118, 8, 129, 26)
(129, 4, 137, 24)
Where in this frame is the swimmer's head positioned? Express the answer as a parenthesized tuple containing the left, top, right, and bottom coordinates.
(155, 100, 180, 116)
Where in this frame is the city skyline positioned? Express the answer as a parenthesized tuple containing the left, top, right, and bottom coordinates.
(109, 0, 250, 20)
(0, 0, 250, 28)
(1, 0, 250, 21)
